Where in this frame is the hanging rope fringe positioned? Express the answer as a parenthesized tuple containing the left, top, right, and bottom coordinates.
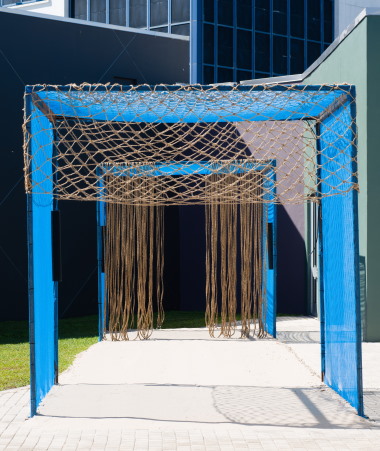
(104, 172, 267, 340)
(205, 173, 266, 338)
(104, 177, 164, 340)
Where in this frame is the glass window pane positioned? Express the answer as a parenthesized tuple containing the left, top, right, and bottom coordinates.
(204, 0, 214, 22)
(290, 0, 304, 38)
(72, 0, 87, 20)
(203, 65, 214, 84)
(150, 0, 168, 27)
(255, 0, 270, 33)
(237, 0, 252, 29)
(254, 71, 270, 79)
(110, 0, 126, 26)
(171, 23, 190, 36)
(172, 0, 190, 23)
(218, 0, 233, 26)
(130, 0, 147, 27)
(218, 26, 233, 67)
(90, 0, 106, 23)
(204, 24, 214, 65)
(273, 0, 287, 36)
(273, 35, 287, 74)
(324, 0, 333, 43)
(307, 41, 321, 66)
(237, 70, 252, 82)
(237, 29, 252, 70)
(290, 38, 304, 73)
(217, 67, 234, 83)
(152, 26, 168, 32)
(307, 0, 321, 41)
(255, 32, 270, 72)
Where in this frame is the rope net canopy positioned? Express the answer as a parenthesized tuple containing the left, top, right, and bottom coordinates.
(24, 84, 358, 206)
(24, 83, 357, 340)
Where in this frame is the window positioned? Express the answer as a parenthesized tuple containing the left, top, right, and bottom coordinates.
(72, 0, 87, 20)
(218, 0, 233, 26)
(273, 0, 287, 36)
(172, 0, 189, 23)
(307, 0, 321, 41)
(130, 0, 147, 28)
(237, 69, 252, 82)
(255, 0, 270, 33)
(273, 35, 287, 74)
(290, 38, 304, 73)
(255, 32, 270, 73)
(217, 67, 233, 83)
(150, 0, 168, 27)
(204, 0, 214, 23)
(110, 0, 126, 26)
(237, 30, 252, 70)
(236, 0, 252, 30)
(152, 25, 168, 32)
(90, 0, 106, 23)
(307, 41, 321, 66)
(203, 24, 214, 65)
(324, 0, 333, 43)
(203, 65, 214, 84)
(171, 23, 190, 36)
(218, 26, 233, 67)
(290, 0, 304, 38)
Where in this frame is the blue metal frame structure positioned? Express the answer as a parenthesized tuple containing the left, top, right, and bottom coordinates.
(96, 159, 277, 340)
(317, 92, 363, 415)
(26, 83, 361, 418)
(263, 165, 277, 337)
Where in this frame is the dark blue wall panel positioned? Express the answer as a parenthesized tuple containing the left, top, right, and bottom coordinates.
(0, 10, 189, 321)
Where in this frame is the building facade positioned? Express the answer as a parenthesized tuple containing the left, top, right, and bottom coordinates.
(2, 0, 335, 84)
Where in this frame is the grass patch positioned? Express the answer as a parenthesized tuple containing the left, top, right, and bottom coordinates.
(0, 310, 242, 391)
(0, 316, 98, 391)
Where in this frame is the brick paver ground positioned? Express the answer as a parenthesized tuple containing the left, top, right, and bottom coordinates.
(1, 317, 379, 450)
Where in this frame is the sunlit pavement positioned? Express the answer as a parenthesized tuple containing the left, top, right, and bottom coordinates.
(1, 317, 379, 450)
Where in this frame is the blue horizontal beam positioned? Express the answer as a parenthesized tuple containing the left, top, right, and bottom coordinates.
(29, 85, 351, 124)
(102, 160, 274, 177)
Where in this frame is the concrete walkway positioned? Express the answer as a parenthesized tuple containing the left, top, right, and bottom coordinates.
(1, 317, 379, 450)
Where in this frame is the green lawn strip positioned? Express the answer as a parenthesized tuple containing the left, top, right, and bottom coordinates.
(0, 316, 98, 391)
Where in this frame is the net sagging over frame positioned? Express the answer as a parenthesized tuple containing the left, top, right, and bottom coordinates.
(24, 84, 358, 340)
(24, 83, 358, 205)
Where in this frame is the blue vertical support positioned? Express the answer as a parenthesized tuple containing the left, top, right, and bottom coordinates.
(263, 165, 277, 337)
(26, 93, 57, 417)
(316, 123, 326, 382)
(318, 91, 364, 415)
(96, 167, 106, 341)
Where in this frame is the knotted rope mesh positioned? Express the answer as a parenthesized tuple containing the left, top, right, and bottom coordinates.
(23, 83, 358, 339)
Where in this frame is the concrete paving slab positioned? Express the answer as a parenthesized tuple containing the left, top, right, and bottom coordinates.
(1, 317, 380, 450)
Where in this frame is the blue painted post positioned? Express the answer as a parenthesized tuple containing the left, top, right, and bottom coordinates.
(316, 122, 326, 382)
(26, 92, 56, 417)
(96, 167, 106, 341)
(318, 93, 364, 415)
(264, 164, 277, 337)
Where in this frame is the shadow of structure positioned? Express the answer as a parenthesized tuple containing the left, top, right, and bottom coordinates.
(275, 330, 320, 344)
(37, 383, 373, 430)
